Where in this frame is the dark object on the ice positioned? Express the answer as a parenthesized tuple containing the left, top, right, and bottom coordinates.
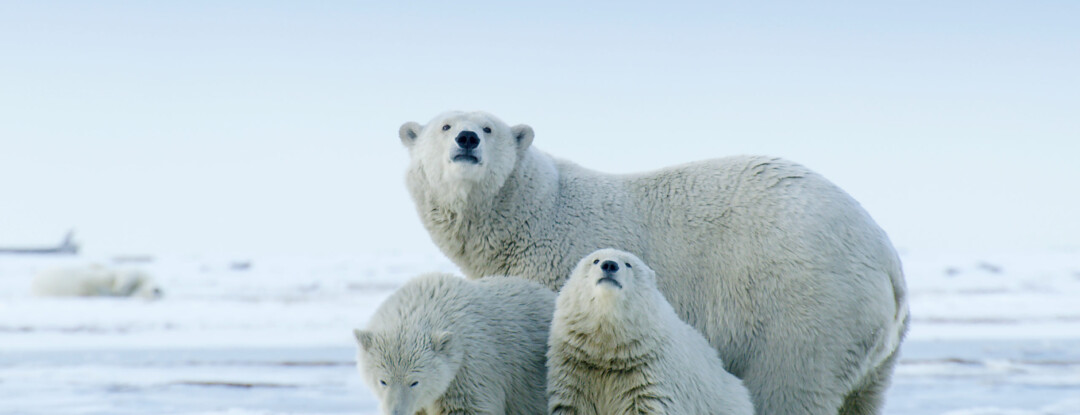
(0, 230, 79, 255)
(230, 261, 252, 271)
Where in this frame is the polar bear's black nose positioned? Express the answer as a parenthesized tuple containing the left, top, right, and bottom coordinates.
(600, 260, 619, 273)
(455, 131, 480, 150)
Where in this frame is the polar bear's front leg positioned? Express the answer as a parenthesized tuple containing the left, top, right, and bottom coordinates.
(549, 402, 583, 415)
(547, 385, 587, 415)
(629, 395, 670, 415)
(435, 380, 505, 415)
(546, 356, 591, 415)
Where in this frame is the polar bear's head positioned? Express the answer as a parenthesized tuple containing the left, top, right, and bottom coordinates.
(400, 111, 534, 206)
(560, 248, 662, 321)
(111, 270, 163, 299)
(354, 329, 462, 415)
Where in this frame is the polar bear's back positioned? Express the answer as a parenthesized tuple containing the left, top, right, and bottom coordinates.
(630, 156, 880, 238)
(32, 265, 117, 297)
(369, 273, 554, 335)
(472, 276, 558, 339)
(628, 155, 902, 289)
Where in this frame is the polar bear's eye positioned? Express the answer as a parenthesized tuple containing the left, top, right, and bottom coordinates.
(483, 127, 492, 134)
(379, 380, 386, 386)
(410, 381, 419, 387)
(625, 263, 632, 268)
(442, 124, 451, 131)
(593, 259, 599, 264)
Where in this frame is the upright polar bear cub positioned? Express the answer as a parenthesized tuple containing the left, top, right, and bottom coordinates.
(399, 111, 910, 415)
(354, 273, 555, 415)
(32, 264, 162, 299)
(548, 249, 754, 415)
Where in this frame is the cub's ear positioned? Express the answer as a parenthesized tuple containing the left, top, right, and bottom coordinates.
(431, 331, 453, 354)
(354, 329, 374, 350)
(399, 122, 422, 147)
(511, 124, 534, 150)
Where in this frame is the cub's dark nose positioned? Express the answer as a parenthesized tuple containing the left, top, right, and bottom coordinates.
(455, 131, 480, 150)
(600, 260, 619, 273)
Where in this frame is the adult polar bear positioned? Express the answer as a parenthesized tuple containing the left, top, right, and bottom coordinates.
(398, 111, 909, 415)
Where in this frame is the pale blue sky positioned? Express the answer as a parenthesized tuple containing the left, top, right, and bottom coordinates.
(1, 1, 1077, 256)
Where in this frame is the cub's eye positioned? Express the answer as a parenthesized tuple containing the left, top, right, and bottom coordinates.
(442, 124, 451, 131)
(379, 380, 387, 386)
(625, 263, 632, 268)
(593, 259, 599, 264)
(482, 126, 492, 134)
(410, 381, 419, 387)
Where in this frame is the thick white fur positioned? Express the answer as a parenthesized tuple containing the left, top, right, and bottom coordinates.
(400, 111, 910, 415)
(548, 249, 754, 415)
(31, 265, 162, 299)
(354, 273, 555, 415)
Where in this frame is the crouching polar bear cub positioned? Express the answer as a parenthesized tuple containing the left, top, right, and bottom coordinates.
(353, 273, 555, 415)
(548, 249, 754, 415)
(399, 111, 910, 414)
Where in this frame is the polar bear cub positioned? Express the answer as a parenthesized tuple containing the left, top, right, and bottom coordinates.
(547, 249, 754, 415)
(32, 264, 162, 299)
(354, 273, 555, 415)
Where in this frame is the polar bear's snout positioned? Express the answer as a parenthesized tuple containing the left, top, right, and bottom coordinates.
(451, 130, 481, 164)
(455, 130, 480, 150)
(597, 260, 623, 288)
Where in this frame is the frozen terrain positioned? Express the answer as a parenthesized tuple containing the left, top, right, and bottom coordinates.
(1, 250, 1078, 414)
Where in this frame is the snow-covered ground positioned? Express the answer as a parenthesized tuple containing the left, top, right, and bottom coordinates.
(1, 250, 1078, 414)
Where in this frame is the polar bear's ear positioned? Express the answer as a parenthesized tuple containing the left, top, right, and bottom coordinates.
(511, 124, 534, 150)
(399, 122, 422, 147)
(354, 329, 374, 350)
(431, 331, 453, 354)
